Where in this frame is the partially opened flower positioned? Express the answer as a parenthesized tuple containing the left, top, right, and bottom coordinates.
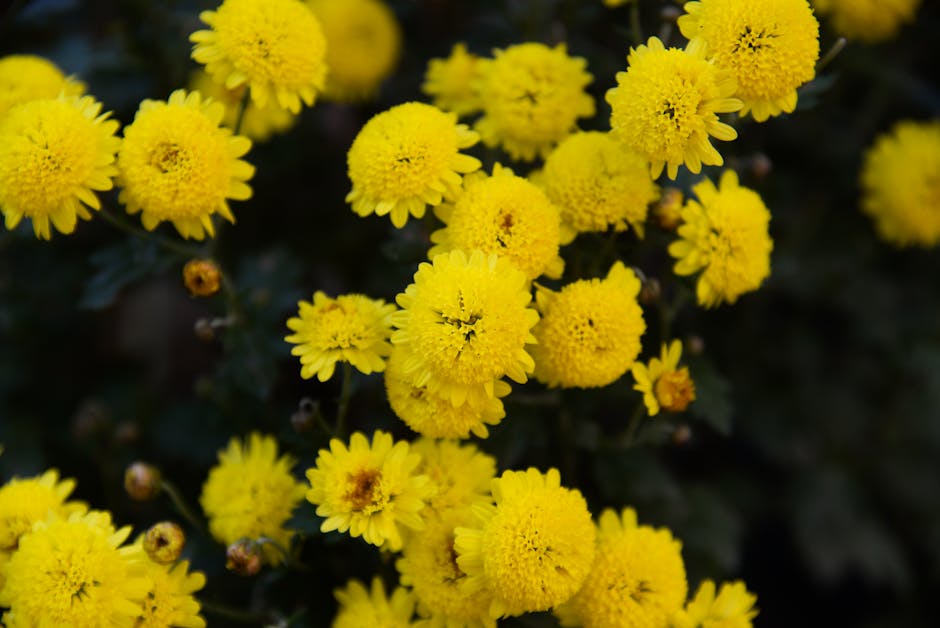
(333, 577, 416, 628)
(0, 54, 84, 118)
(422, 43, 485, 117)
(674, 579, 759, 628)
(632, 339, 696, 416)
(812, 0, 922, 43)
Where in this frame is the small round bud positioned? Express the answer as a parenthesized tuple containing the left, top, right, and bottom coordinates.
(672, 424, 692, 446)
(653, 187, 684, 231)
(291, 397, 319, 433)
(639, 277, 661, 305)
(194, 318, 215, 342)
(114, 421, 140, 446)
(686, 335, 706, 356)
(183, 259, 222, 297)
(750, 152, 773, 181)
(124, 462, 162, 501)
(226, 539, 263, 576)
(144, 521, 186, 564)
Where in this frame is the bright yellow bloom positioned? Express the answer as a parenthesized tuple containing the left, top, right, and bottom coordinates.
(189, 69, 296, 142)
(135, 555, 207, 628)
(860, 120, 940, 247)
(0, 95, 120, 240)
(410, 438, 496, 515)
(632, 339, 696, 416)
(305, 430, 434, 551)
(430, 164, 564, 280)
(346, 102, 481, 228)
(812, 0, 922, 43)
(679, 0, 819, 122)
(333, 577, 417, 628)
(475, 43, 594, 162)
(674, 579, 759, 628)
(117, 89, 254, 240)
(455, 468, 596, 619)
(285, 291, 396, 382)
(0, 54, 84, 118)
(607, 37, 741, 180)
(668, 170, 773, 307)
(422, 43, 485, 117)
(391, 249, 539, 409)
(200, 433, 307, 565)
(190, 0, 328, 113)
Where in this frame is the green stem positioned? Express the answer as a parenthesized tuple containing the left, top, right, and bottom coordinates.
(335, 362, 354, 438)
(816, 37, 847, 73)
(619, 401, 646, 448)
(200, 601, 265, 624)
(160, 479, 206, 534)
(98, 207, 204, 259)
(233, 88, 251, 136)
(629, 0, 643, 46)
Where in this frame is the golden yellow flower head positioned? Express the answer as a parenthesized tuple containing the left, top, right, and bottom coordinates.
(410, 438, 496, 514)
(0, 95, 120, 240)
(391, 249, 540, 409)
(189, 69, 296, 142)
(117, 89, 254, 240)
(0, 54, 84, 118)
(531, 262, 646, 389)
(475, 43, 594, 162)
(305, 430, 434, 551)
(632, 339, 696, 416)
(555, 507, 688, 628)
(812, 0, 922, 43)
(135, 554, 207, 628)
(674, 579, 759, 628)
(607, 37, 741, 180)
(668, 170, 773, 307)
(190, 0, 328, 113)
(422, 43, 485, 117)
(183, 259, 222, 297)
(285, 291, 396, 382)
(860, 119, 940, 247)
(333, 577, 416, 628)
(347, 101, 481, 228)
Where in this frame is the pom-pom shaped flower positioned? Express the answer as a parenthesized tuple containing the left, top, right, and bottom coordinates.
(475, 43, 594, 162)
(860, 120, 940, 247)
(668, 170, 773, 307)
(135, 556, 207, 628)
(678, 0, 819, 122)
(333, 577, 416, 628)
(632, 339, 696, 416)
(422, 43, 485, 117)
(307, 0, 401, 102)
(607, 37, 741, 180)
(531, 262, 646, 389)
(189, 69, 296, 142)
(455, 468, 596, 619)
(555, 507, 688, 628)
(347, 102, 481, 228)
(430, 164, 564, 280)
(117, 89, 254, 240)
(0, 54, 84, 118)
(200, 433, 306, 564)
(305, 430, 434, 551)
(673, 579, 759, 628)
(190, 0, 328, 113)
(410, 438, 496, 515)
(0, 95, 120, 240)
(391, 249, 540, 409)
(812, 0, 922, 43)
(285, 291, 396, 382)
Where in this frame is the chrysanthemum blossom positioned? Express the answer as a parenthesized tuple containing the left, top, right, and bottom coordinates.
(0, 54, 84, 118)
(860, 120, 940, 247)
(305, 430, 434, 551)
(455, 468, 596, 618)
(190, 0, 328, 113)
(0, 95, 120, 240)
(189, 69, 296, 142)
(199, 433, 306, 565)
(673, 579, 759, 628)
(607, 37, 741, 180)
(333, 577, 416, 628)
(285, 291, 396, 382)
(632, 339, 696, 416)
(422, 43, 485, 117)
(475, 43, 594, 162)
(347, 101, 481, 228)
(812, 0, 922, 43)
(135, 556, 207, 628)
(410, 438, 496, 515)
(555, 508, 688, 628)
(391, 249, 540, 409)
(678, 0, 819, 122)
(668, 170, 773, 307)
(531, 262, 646, 389)
(117, 89, 254, 240)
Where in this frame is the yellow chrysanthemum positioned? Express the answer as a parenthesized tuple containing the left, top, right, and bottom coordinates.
(391, 249, 540, 409)
(455, 468, 596, 619)
(812, 0, 922, 43)
(531, 262, 646, 389)
(200, 433, 307, 565)
(117, 89, 254, 240)
(135, 556, 207, 628)
(678, 0, 819, 122)
(555, 508, 687, 628)
(632, 339, 696, 416)
(285, 291, 397, 382)
(0, 54, 84, 119)
(333, 577, 417, 628)
(410, 438, 496, 515)
(347, 102, 481, 228)
(189, 69, 296, 142)
(430, 164, 564, 280)
(860, 120, 940, 247)
(0, 95, 120, 240)
(305, 430, 434, 551)
(668, 170, 773, 307)
(190, 0, 328, 113)
(673, 579, 759, 628)
(422, 43, 485, 117)
(607, 37, 741, 180)
(307, 0, 401, 102)
(475, 43, 594, 162)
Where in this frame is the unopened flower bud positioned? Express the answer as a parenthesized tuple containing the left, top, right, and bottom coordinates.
(653, 187, 684, 231)
(144, 521, 185, 564)
(226, 539, 263, 576)
(124, 462, 161, 501)
(639, 277, 661, 305)
(672, 424, 692, 446)
(686, 335, 705, 356)
(194, 318, 215, 342)
(750, 152, 773, 181)
(291, 397, 319, 433)
(183, 259, 221, 297)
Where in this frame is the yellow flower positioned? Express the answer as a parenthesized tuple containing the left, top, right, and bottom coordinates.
(0, 95, 120, 240)
(190, 0, 328, 113)
(674, 579, 759, 628)
(391, 249, 540, 409)
(475, 43, 594, 162)
(117, 89, 254, 240)
(430, 164, 564, 280)
(189, 69, 296, 142)
(555, 508, 687, 628)
(531, 262, 646, 389)
(305, 430, 434, 551)
(0, 54, 84, 118)
(199, 433, 307, 565)
(285, 291, 396, 382)
(668, 170, 773, 307)
(347, 102, 481, 228)
(860, 120, 940, 247)
(306, 0, 401, 103)
(183, 258, 222, 297)
(812, 0, 922, 43)
(333, 577, 416, 628)
(607, 37, 741, 180)
(135, 556, 207, 628)
(410, 438, 496, 515)
(422, 43, 485, 117)
(632, 340, 696, 416)
(678, 0, 819, 122)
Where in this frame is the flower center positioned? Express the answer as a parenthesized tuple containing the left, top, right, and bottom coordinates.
(343, 468, 384, 512)
(732, 25, 778, 54)
(654, 367, 696, 412)
(150, 142, 187, 174)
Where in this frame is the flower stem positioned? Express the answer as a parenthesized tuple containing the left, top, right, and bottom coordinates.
(98, 206, 204, 259)
(816, 37, 847, 73)
(619, 401, 646, 447)
(335, 362, 354, 438)
(233, 88, 251, 136)
(200, 601, 266, 624)
(629, 1, 643, 46)
(160, 479, 206, 534)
